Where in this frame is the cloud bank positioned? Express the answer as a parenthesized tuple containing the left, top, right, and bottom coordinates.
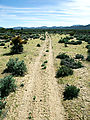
(0, 0, 90, 27)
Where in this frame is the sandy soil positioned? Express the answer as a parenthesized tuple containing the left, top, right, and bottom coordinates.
(3, 33, 65, 120)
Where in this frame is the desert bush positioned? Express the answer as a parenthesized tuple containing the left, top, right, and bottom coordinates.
(6, 58, 27, 76)
(61, 58, 83, 69)
(66, 40, 82, 45)
(13, 60, 27, 76)
(46, 50, 49, 52)
(42, 65, 46, 69)
(3, 46, 7, 49)
(75, 54, 84, 60)
(40, 37, 45, 40)
(86, 55, 90, 61)
(0, 76, 16, 98)
(63, 85, 80, 100)
(3, 35, 8, 39)
(58, 37, 69, 43)
(86, 45, 90, 49)
(64, 43, 68, 47)
(0, 43, 5, 46)
(56, 53, 69, 59)
(37, 44, 41, 47)
(0, 101, 6, 115)
(44, 60, 48, 63)
(41, 63, 45, 67)
(6, 58, 18, 73)
(88, 41, 90, 44)
(88, 48, 90, 53)
(20, 83, 24, 87)
(33, 34, 40, 39)
(56, 66, 73, 78)
(76, 40, 82, 45)
(10, 36, 24, 54)
(11, 44, 23, 54)
(68, 31, 75, 36)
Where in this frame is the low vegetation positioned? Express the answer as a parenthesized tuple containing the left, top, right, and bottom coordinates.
(56, 53, 69, 59)
(86, 55, 90, 61)
(5, 58, 27, 76)
(10, 36, 24, 54)
(0, 27, 89, 119)
(56, 66, 73, 78)
(46, 50, 49, 52)
(75, 54, 84, 60)
(0, 101, 6, 115)
(0, 75, 16, 98)
(63, 85, 80, 100)
(60, 58, 83, 69)
(37, 43, 41, 47)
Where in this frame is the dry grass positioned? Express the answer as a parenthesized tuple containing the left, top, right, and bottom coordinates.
(0, 37, 45, 119)
(51, 33, 90, 120)
(0, 38, 44, 77)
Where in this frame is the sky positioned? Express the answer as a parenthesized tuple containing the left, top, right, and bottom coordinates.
(0, 0, 90, 28)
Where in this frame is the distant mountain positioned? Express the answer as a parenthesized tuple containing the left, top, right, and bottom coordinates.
(12, 24, 90, 30)
(13, 27, 28, 30)
(63, 24, 90, 29)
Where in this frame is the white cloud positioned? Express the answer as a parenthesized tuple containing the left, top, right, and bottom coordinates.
(0, 0, 90, 27)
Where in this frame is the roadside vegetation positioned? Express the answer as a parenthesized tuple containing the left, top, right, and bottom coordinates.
(0, 28, 89, 119)
(51, 30, 90, 120)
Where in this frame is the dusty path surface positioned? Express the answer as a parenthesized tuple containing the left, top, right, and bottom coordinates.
(4, 32, 65, 120)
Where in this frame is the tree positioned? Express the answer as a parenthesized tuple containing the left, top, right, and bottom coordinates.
(10, 36, 26, 54)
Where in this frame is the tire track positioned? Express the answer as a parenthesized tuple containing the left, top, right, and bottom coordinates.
(4, 32, 65, 120)
(29, 32, 65, 120)
(46, 33, 65, 120)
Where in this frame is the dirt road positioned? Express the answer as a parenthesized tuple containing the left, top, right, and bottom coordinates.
(4, 33, 65, 120)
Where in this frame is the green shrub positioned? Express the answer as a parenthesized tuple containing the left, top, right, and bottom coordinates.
(66, 40, 82, 45)
(11, 44, 23, 54)
(6, 58, 18, 73)
(63, 85, 80, 100)
(86, 45, 90, 49)
(86, 55, 90, 61)
(0, 101, 6, 115)
(40, 37, 45, 40)
(56, 66, 73, 78)
(0, 76, 16, 98)
(6, 58, 27, 76)
(88, 48, 90, 53)
(37, 44, 41, 47)
(20, 83, 24, 87)
(46, 50, 49, 52)
(44, 60, 48, 63)
(76, 40, 82, 45)
(41, 63, 45, 67)
(44, 54, 46, 56)
(88, 41, 90, 44)
(10, 36, 24, 54)
(42, 65, 46, 69)
(75, 54, 84, 60)
(13, 60, 27, 76)
(68, 31, 75, 36)
(3, 35, 8, 39)
(64, 44, 68, 47)
(0, 43, 5, 46)
(33, 34, 40, 39)
(3, 46, 7, 49)
(61, 58, 83, 69)
(58, 37, 69, 43)
(56, 53, 69, 59)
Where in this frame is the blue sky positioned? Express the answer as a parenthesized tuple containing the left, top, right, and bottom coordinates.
(0, 0, 90, 27)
